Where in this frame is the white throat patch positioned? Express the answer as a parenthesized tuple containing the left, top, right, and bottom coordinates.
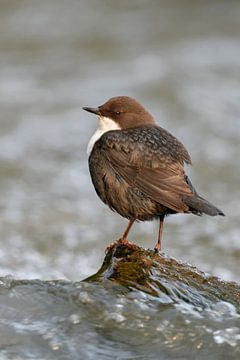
(87, 116, 121, 156)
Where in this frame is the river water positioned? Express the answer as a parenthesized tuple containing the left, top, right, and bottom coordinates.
(0, 0, 239, 359)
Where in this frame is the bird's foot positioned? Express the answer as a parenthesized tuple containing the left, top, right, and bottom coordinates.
(154, 242, 161, 253)
(105, 238, 136, 254)
(118, 237, 130, 245)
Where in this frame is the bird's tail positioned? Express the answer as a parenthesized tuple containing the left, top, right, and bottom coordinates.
(183, 194, 225, 216)
(183, 175, 225, 216)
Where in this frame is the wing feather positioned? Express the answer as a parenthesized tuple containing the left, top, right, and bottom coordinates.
(96, 126, 193, 213)
(106, 149, 191, 212)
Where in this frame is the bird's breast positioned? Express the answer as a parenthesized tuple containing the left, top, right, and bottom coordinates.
(87, 116, 121, 156)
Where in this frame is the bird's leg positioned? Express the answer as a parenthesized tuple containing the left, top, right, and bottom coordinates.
(154, 215, 165, 252)
(118, 218, 135, 244)
(105, 218, 136, 253)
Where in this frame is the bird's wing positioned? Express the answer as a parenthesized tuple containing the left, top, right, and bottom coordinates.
(94, 125, 193, 213)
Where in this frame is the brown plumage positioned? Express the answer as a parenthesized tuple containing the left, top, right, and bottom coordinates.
(83, 96, 225, 251)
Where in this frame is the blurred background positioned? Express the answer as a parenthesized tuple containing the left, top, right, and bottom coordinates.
(0, 0, 239, 281)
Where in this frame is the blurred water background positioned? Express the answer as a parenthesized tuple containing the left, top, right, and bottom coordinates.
(0, 0, 239, 282)
(0, 0, 239, 358)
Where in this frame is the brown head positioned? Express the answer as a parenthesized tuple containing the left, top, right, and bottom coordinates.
(83, 96, 155, 130)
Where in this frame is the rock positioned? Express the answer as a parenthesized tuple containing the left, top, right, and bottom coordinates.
(84, 242, 240, 309)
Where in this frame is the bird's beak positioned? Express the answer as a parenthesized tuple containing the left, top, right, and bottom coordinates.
(82, 106, 100, 115)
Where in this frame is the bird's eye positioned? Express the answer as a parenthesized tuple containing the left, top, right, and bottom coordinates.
(115, 111, 120, 115)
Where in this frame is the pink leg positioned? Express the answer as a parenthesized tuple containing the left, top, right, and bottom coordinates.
(154, 216, 165, 251)
(119, 218, 136, 243)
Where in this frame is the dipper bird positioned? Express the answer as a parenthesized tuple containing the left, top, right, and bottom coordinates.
(83, 96, 224, 251)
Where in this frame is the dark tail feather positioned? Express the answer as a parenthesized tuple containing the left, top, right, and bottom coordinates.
(183, 175, 225, 216)
(183, 195, 225, 216)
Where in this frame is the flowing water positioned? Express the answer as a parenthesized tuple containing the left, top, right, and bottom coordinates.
(0, 0, 239, 358)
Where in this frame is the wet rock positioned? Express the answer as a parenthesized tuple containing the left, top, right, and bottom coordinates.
(84, 242, 240, 309)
